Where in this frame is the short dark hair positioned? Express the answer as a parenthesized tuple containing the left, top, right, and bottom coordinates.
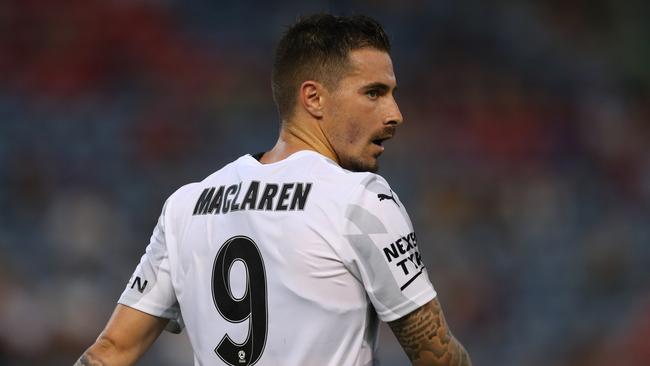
(271, 14, 391, 121)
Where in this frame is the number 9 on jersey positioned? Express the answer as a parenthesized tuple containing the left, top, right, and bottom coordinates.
(212, 236, 268, 365)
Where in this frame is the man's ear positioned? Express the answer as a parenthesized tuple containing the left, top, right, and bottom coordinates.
(299, 81, 325, 119)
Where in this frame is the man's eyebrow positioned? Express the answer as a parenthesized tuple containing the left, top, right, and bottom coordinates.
(361, 82, 396, 93)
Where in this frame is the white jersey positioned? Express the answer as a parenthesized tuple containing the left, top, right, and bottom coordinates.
(119, 150, 436, 366)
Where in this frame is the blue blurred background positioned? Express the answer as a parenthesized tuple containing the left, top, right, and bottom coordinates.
(1, 0, 649, 365)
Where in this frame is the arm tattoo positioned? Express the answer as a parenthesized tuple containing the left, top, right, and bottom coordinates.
(388, 299, 472, 366)
(73, 354, 106, 366)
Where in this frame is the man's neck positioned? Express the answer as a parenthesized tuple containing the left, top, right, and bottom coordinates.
(260, 119, 338, 164)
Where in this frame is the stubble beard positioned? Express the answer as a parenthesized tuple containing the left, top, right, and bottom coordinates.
(341, 154, 379, 173)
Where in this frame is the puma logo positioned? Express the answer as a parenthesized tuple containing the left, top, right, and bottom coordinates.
(377, 191, 399, 207)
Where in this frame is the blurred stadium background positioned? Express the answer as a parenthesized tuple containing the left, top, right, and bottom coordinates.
(1, 0, 649, 365)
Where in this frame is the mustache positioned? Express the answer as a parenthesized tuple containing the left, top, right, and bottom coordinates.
(374, 126, 397, 140)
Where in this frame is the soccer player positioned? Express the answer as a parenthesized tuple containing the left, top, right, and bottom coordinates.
(75, 14, 472, 366)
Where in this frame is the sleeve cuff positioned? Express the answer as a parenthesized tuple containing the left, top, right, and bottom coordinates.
(376, 288, 437, 322)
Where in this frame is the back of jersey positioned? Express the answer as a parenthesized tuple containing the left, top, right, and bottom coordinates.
(119, 151, 436, 366)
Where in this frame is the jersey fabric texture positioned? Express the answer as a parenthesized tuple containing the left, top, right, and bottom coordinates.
(118, 150, 436, 366)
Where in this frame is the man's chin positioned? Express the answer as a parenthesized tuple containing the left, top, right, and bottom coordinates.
(342, 157, 379, 173)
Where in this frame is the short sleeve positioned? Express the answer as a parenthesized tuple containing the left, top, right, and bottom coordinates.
(342, 174, 436, 322)
(118, 199, 183, 333)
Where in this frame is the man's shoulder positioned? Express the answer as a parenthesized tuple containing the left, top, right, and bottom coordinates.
(163, 153, 399, 214)
(309, 157, 390, 190)
(338, 171, 393, 199)
(164, 156, 247, 208)
(200, 154, 250, 182)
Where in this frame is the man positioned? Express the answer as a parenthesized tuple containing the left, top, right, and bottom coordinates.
(76, 14, 472, 366)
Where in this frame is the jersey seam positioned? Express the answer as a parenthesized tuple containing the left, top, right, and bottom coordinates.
(330, 173, 383, 284)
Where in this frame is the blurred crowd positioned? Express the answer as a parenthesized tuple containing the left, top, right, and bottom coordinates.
(1, 1, 649, 365)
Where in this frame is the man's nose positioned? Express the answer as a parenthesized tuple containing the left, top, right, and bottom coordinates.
(386, 97, 403, 126)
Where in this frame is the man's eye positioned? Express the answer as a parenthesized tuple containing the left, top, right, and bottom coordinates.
(367, 90, 379, 99)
